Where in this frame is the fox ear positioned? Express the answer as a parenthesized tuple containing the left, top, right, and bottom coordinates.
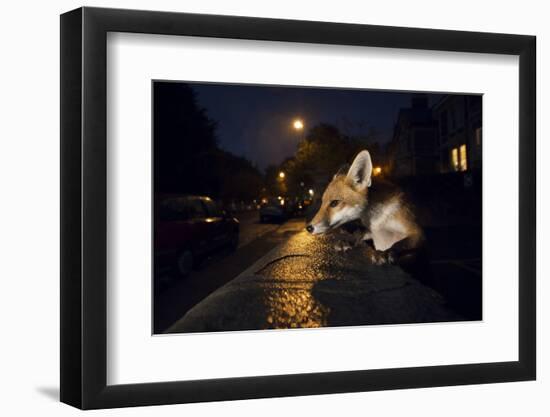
(346, 150, 372, 191)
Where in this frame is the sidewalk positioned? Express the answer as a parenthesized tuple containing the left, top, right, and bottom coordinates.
(167, 230, 463, 333)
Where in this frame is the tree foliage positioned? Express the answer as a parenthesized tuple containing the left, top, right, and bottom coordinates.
(268, 123, 383, 196)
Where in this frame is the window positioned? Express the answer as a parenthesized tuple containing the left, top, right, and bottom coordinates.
(451, 148, 459, 171)
(450, 144, 468, 172)
(459, 144, 468, 171)
(159, 197, 205, 221)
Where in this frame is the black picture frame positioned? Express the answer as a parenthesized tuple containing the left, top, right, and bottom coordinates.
(60, 6, 536, 410)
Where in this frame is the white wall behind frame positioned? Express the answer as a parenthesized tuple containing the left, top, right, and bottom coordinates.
(107, 32, 518, 385)
(1, 1, 545, 417)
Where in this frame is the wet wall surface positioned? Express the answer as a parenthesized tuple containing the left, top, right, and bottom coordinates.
(167, 231, 464, 333)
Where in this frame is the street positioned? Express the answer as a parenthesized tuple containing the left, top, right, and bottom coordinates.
(234, 210, 284, 249)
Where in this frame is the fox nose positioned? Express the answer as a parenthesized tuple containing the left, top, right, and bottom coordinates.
(306, 224, 314, 234)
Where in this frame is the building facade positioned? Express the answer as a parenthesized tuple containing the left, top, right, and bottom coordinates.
(388, 94, 482, 178)
(433, 95, 482, 173)
(388, 94, 439, 177)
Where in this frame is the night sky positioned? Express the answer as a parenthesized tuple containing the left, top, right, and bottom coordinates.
(191, 82, 443, 170)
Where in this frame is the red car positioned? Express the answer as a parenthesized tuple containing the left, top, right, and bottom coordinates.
(154, 195, 239, 277)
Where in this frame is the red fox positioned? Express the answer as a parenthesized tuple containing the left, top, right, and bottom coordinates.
(306, 150, 425, 266)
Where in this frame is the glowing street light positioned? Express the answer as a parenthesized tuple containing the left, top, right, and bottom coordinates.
(308, 189, 314, 196)
(373, 166, 382, 176)
(293, 119, 304, 130)
(279, 171, 286, 179)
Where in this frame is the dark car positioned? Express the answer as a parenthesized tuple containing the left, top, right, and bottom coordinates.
(259, 197, 288, 223)
(295, 198, 313, 216)
(154, 195, 239, 277)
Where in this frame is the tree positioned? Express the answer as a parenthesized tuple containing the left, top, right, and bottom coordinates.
(291, 124, 382, 188)
(261, 123, 384, 198)
(213, 150, 263, 202)
(154, 82, 218, 193)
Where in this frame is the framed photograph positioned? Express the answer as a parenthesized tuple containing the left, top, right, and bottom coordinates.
(60, 7, 536, 409)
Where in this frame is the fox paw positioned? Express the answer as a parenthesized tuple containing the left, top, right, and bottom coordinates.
(365, 247, 395, 265)
(334, 241, 353, 252)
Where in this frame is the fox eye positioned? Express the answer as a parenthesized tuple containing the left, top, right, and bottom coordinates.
(329, 200, 340, 208)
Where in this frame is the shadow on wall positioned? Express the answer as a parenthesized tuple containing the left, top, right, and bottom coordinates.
(35, 386, 59, 401)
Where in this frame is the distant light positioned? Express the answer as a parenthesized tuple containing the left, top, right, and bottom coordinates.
(293, 119, 304, 130)
(280, 199, 285, 206)
(308, 189, 314, 196)
(277, 196, 282, 200)
(373, 166, 382, 176)
(279, 171, 286, 179)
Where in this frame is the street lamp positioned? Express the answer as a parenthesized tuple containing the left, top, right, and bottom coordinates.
(279, 171, 286, 179)
(308, 189, 314, 196)
(293, 119, 304, 130)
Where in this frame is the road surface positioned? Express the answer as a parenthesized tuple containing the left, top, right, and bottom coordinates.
(235, 210, 281, 248)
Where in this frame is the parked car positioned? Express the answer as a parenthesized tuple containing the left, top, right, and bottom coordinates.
(154, 195, 239, 277)
(259, 197, 288, 223)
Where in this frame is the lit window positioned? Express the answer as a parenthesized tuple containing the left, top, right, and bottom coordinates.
(459, 144, 468, 171)
(451, 148, 459, 171)
(451, 145, 467, 172)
